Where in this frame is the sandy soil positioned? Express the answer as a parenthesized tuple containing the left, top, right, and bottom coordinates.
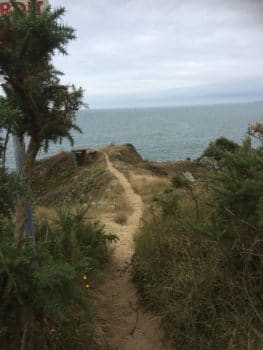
(98, 152, 166, 350)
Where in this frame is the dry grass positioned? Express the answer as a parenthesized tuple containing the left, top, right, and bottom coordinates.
(132, 211, 262, 349)
(32, 151, 108, 206)
(132, 174, 263, 350)
(35, 206, 56, 221)
(141, 159, 204, 178)
(103, 144, 143, 165)
(114, 212, 128, 225)
(129, 174, 169, 202)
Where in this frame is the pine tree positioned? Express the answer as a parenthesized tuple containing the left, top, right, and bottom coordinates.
(0, 1, 84, 246)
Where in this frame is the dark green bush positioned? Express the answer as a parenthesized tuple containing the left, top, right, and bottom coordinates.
(200, 136, 240, 161)
(0, 207, 117, 349)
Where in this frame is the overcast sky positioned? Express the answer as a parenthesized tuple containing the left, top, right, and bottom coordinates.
(50, 0, 263, 108)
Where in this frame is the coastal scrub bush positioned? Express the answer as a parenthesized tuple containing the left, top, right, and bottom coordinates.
(132, 132, 263, 349)
(153, 188, 180, 218)
(0, 207, 117, 349)
(199, 136, 239, 161)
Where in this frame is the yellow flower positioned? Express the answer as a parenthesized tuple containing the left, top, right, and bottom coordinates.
(82, 275, 87, 280)
(85, 284, 90, 289)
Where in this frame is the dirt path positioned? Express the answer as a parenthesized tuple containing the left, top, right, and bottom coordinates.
(99, 152, 165, 350)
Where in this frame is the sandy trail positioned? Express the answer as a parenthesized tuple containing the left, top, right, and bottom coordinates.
(99, 152, 164, 350)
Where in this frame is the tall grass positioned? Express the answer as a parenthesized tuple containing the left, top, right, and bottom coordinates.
(132, 137, 263, 349)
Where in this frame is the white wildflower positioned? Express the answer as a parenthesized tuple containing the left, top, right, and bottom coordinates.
(183, 172, 195, 183)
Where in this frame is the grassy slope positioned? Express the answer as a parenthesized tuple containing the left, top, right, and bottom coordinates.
(30, 144, 212, 349)
(131, 147, 263, 350)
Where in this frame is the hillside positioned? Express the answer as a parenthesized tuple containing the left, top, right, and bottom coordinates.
(22, 139, 263, 349)
(30, 144, 204, 349)
(31, 143, 203, 207)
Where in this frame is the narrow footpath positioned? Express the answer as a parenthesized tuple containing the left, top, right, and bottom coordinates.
(99, 152, 165, 350)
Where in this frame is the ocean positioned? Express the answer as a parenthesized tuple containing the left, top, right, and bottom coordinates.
(5, 101, 263, 169)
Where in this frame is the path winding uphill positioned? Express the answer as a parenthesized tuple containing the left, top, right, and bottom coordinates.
(99, 152, 165, 350)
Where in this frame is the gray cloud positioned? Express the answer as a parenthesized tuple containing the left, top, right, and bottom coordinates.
(51, 0, 263, 108)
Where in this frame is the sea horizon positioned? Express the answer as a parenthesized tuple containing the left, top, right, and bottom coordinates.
(5, 100, 263, 169)
(87, 99, 263, 111)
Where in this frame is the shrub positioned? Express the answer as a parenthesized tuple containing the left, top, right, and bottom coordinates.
(153, 188, 180, 217)
(199, 136, 240, 161)
(0, 207, 117, 349)
(132, 136, 263, 349)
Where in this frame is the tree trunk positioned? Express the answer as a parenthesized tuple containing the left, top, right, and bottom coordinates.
(14, 136, 40, 247)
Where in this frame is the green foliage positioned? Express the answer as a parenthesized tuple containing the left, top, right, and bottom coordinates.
(37, 206, 117, 270)
(171, 174, 190, 189)
(0, 207, 117, 349)
(0, 2, 75, 72)
(210, 138, 263, 234)
(0, 97, 23, 164)
(132, 134, 263, 349)
(0, 123, 24, 219)
(0, 0, 84, 244)
(0, 167, 24, 219)
(200, 136, 240, 161)
(0, 0, 84, 159)
(153, 188, 180, 217)
(0, 97, 23, 128)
